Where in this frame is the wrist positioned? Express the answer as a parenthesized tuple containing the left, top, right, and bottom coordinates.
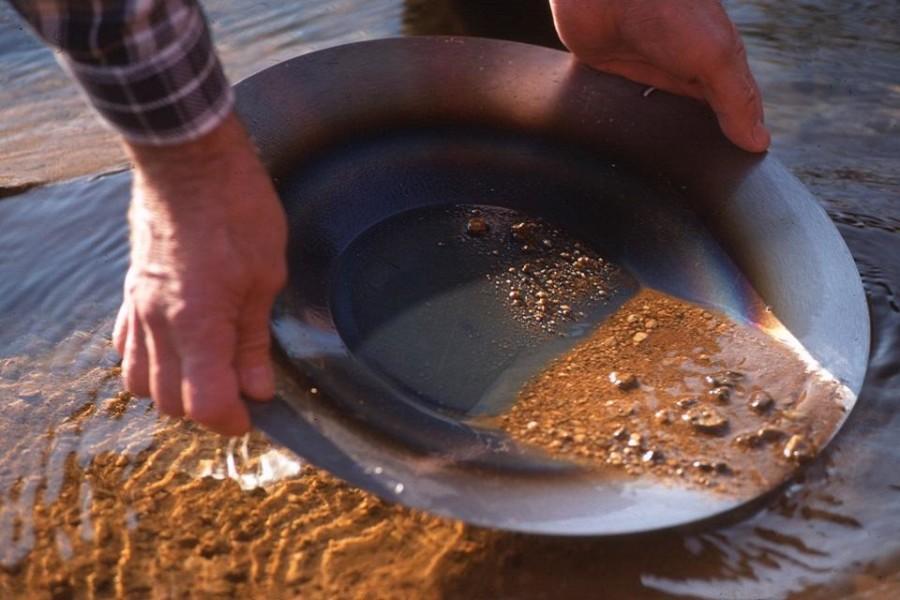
(124, 112, 274, 215)
(125, 112, 259, 185)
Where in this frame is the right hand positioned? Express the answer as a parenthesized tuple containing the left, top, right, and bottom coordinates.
(550, 0, 770, 152)
(113, 113, 287, 436)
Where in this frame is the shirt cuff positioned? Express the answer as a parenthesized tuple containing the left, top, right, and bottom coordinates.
(56, 3, 234, 146)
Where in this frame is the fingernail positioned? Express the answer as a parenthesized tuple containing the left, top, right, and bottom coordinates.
(752, 120, 771, 151)
(242, 366, 274, 400)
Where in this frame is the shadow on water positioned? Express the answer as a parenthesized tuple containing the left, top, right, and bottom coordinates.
(0, 0, 898, 597)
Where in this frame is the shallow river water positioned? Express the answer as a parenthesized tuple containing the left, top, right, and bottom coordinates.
(1, 1, 898, 598)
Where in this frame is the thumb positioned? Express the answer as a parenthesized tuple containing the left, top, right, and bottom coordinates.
(236, 294, 276, 401)
(701, 53, 770, 153)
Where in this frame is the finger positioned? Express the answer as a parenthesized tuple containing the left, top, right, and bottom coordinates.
(145, 322, 185, 418)
(700, 41, 770, 152)
(113, 297, 130, 357)
(122, 306, 151, 397)
(594, 59, 706, 101)
(236, 294, 275, 401)
(178, 321, 250, 436)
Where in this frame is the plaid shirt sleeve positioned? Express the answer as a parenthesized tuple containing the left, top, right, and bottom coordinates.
(9, 0, 233, 146)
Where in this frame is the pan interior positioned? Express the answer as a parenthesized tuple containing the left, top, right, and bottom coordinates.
(278, 125, 768, 423)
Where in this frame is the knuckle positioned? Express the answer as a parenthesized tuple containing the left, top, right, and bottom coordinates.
(238, 332, 270, 357)
(166, 301, 194, 328)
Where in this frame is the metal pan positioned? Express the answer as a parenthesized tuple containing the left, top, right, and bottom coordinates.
(234, 37, 869, 535)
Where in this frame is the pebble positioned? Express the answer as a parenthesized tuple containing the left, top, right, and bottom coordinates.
(704, 371, 743, 388)
(608, 371, 638, 391)
(783, 434, 815, 462)
(654, 409, 674, 425)
(642, 450, 662, 463)
(707, 386, 731, 403)
(644, 319, 658, 329)
(682, 406, 729, 434)
(525, 420, 538, 431)
(675, 396, 698, 409)
(466, 216, 489, 236)
(612, 426, 628, 440)
(510, 221, 538, 243)
(757, 426, 786, 443)
(749, 390, 775, 413)
(632, 332, 649, 343)
(627, 433, 644, 448)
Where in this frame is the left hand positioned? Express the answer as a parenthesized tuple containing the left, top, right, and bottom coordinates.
(550, 0, 770, 152)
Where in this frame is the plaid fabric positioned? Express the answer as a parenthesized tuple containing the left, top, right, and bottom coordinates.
(10, 0, 233, 146)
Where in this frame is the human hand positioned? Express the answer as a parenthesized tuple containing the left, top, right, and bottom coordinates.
(549, 0, 770, 152)
(113, 113, 287, 435)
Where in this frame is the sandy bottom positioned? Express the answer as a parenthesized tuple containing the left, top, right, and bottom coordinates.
(0, 364, 472, 599)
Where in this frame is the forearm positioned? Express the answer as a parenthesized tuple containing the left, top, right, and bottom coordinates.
(124, 111, 265, 218)
(8, 0, 233, 146)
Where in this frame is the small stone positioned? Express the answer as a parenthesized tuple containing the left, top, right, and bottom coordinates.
(703, 372, 744, 388)
(642, 450, 662, 463)
(692, 460, 714, 472)
(525, 420, 538, 431)
(654, 409, 674, 425)
(626, 314, 640, 323)
(783, 434, 815, 462)
(612, 426, 628, 441)
(632, 332, 649, 343)
(707, 386, 731, 403)
(509, 290, 521, 300)
(607, 452, 624, 465)
(757, 426, 786, 443)
(608, 371, 638, 391)
(627, 433, 643, 448)
(682, 406, 729, 434)
(733, 432, 761, 448)
(510, 221, 538, 243)
(749, 390, 775, 413)
(466, 216, 489, 236)
(644, 319, 658, 329)
(675, 396, 698, 410)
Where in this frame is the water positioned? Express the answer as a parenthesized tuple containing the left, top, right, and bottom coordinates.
(1, 0, 898, 597)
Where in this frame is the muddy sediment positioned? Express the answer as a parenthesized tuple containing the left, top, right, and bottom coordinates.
(498, 289, 850, 495)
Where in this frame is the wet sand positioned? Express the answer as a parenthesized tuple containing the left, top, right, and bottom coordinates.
(499, 289, 849, 495)
(2, 0, 899, 598)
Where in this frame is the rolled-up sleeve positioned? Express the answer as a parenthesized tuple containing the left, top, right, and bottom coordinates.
(9, 0, 233, 146)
